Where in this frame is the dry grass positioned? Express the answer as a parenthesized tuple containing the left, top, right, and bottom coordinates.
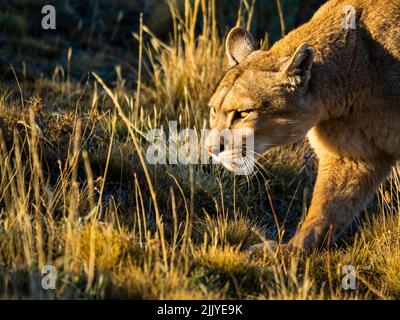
(0, 0, 400, 300)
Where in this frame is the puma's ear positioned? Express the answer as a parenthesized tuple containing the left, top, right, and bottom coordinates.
(283, 43, 314, 90)
(226, 27, 256, 67)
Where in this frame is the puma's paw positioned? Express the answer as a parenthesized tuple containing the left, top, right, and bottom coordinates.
(246, 240, 281, 257)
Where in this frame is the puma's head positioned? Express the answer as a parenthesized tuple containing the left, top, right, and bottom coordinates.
(205, 27, 322, 173)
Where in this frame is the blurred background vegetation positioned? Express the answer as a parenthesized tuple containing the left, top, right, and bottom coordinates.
(0, 0, 324, 82)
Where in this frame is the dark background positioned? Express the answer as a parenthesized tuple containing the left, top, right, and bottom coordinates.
(0, 0, 325, 82)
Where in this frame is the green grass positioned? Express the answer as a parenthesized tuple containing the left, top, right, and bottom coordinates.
(0, 0, 399, 300)
(0, 12, 26, 36)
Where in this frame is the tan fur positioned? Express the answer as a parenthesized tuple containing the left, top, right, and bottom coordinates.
(206, 0, 400, 252)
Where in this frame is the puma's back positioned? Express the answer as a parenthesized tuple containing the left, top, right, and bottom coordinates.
(268, 0, 400, 98)
(361, 0, 400, 97)
(318, 0, 399, 97)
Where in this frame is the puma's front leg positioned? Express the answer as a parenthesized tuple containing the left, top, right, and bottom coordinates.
(288, 154, 393, 252)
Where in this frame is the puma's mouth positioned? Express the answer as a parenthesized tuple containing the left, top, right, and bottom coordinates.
(209, 149, 254, 175)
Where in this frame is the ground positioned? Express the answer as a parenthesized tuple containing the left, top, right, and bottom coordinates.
(0, 0, 399, 300)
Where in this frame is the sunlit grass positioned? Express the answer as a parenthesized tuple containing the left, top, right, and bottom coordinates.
(0, 0, 400, 300)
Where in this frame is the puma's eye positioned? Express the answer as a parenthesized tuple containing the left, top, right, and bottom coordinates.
(232, 110, 253, 123)
(240, 111, 250, 118)
(237, 110, 253, 121)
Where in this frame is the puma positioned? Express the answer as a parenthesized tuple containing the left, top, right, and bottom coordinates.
(205, 0, 400, 253)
